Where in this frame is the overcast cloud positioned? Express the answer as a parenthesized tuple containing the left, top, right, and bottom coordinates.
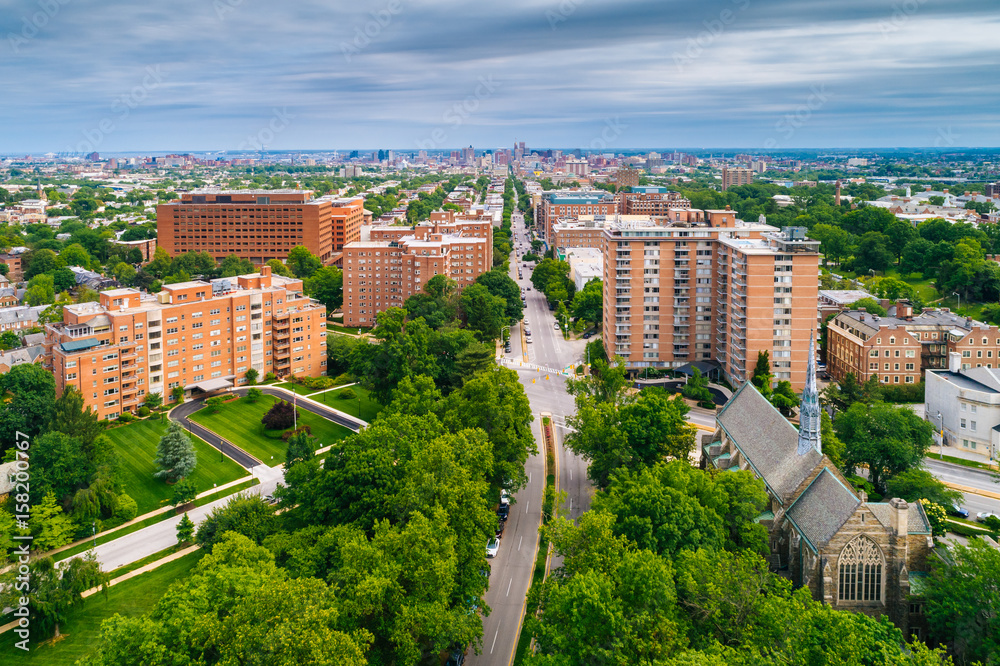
(1, 0, 998, 152)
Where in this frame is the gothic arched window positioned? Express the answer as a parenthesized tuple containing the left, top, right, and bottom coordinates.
(838, 536, 883, 602)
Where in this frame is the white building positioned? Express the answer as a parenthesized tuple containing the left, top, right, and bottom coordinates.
(925, 352, 1000, 461)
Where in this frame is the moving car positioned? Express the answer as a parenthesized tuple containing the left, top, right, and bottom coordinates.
(949, 504, 970, 519)
(976, 511, 998, 523)
(486, 538, 500, 558)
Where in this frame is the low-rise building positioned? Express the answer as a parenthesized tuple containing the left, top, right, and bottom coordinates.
(111, 237, 157, 262)
(0, 345, 45, 373)
(0, 305, 47, 333)
(827, 306, 1000, 386)
(925, 353, 1000, 461)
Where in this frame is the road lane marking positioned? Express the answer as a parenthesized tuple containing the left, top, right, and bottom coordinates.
(569, 469, 572, 481)
(507, 578, 513, 596)
(518, 535, 522, 551)
(570, 497, 573, 512)
(490, 622, 501, 654)
(524, 501, 529, 514)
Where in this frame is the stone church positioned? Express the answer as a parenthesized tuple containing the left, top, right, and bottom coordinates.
(701, 341, 932, 636)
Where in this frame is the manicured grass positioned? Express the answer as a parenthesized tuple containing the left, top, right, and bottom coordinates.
(53, 478, 259, 563)
(0, 550, 204, 664)
(327, 322, 367, 335)
(190, 395, 353, 465)
(934, 452, 999, 472)
(270, 381, 321, 397)
(103, 419, 247, 515)
(306, 385, 382, 421)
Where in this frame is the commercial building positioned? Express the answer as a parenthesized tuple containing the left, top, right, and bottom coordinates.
(925, 353, 1000, 461)
(722, 167, 754, 191)
(157, 190, 341, 265)
(43, 266, 326, 421)
(342, 213, 493, 327)
(826, 306, 1000, 386)
(602, 213, 820, 390)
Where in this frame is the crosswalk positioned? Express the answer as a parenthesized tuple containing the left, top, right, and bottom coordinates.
(495, 356, 577, 376)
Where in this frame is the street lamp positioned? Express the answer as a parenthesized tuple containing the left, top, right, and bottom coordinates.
(952, 292, 961, 312)
(935, 411, 944, 459)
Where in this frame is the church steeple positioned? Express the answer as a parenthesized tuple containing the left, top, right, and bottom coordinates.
(797, 331, 822, 456)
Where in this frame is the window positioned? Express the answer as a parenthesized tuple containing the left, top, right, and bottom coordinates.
(971, 421, 977, 432)
(961, 419, 967, 429)
(838, 537, 883, 602)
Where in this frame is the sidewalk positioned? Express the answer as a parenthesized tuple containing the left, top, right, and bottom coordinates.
(929, 444, 998, 469)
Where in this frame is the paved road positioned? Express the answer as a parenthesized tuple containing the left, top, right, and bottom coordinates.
(925, 457, 1000, 517)
(171, 399, 262, 469)
(231, 386, 366, 432)
(471, 214, 591, 666)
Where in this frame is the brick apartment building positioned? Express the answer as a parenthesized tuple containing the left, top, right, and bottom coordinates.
(342, 212, 493, 327)
(826, 305, 1000, 386)
(44, 266, 326, 421)
(110, 237, 158, 263)
(158, 190, 353, 266)
(0, 253, 24, 281)
(536, 191, 617, 242)
(722, 167, 754, 191)
(329, 197, 365, 254)
(617, 186, 692, 216)
(603, 213, 819, 390)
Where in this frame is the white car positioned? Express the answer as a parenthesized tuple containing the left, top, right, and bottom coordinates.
(977, 511, 998, 523)
(500, 490, 510, 507)
(486, 538, 500, 558)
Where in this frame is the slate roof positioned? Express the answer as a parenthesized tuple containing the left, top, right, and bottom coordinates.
(0, 345, 44, 368)
(868, 500, 932, 535)
(716, 381, 822, 498)
(786, 467, 860, 552)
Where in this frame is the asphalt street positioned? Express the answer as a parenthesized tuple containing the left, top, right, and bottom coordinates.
(924, 457, 1000, 517)
(470, 213, 591, 666)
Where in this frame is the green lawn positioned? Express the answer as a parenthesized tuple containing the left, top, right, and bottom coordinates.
(190, 395, 353, 465)
(306, 385, 382, 421)
(103, 419, 247, 516)
(0, 551, 204, 664)
(327, 322, 367, 335)
(270, 381, 321, 397)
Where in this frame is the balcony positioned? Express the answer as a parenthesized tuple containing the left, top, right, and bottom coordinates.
(274, 357, 291, 369)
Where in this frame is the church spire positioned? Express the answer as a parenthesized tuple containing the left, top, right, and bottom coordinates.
(797, 331, 822, 456)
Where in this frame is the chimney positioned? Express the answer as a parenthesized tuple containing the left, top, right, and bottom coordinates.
(949, 351, 962, 373)
(889, 498, 909, 538)
(925, 186, 932, 192)
(896, 300, 913, 319)
(261, 265, 272, 278)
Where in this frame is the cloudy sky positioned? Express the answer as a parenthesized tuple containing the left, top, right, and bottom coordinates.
(1, 0, 998, 153)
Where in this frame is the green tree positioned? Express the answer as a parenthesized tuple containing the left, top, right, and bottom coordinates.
(175, 512, 195, 544)
(244, 367, 259, 385)
(476, 269, 523, 323)
(350, 308, 438, 404)
(884, 468, 961, 507)
(885, 219, 918, 263)
(24, 273, 55, 305)
(848, 297, 888, 317)
(48, 386, 103, 446)
(245, 387, 263, 403)
(750, 350, 773, 399)
(218, 253, 254, 277)
(834, 402, 934, 494)
(460, 282, 507, 340)
(171, 478, 198, 507)
(682, 367, 714, 404)
(0, 330, 20, 350)
(571, 278, 603, 325)
(30, 492, 76, 551)
(153, 420, 197, 482)
(925, 539, 1000, 665)
(770, 380, 798, 416)
(851, 231, 894, 274)
(112, 261, 136, 286)
(265, 258, 292, 277)
(305, 265, 343, 310)
(195, 494, 277, 552)
(285, 430, 315, 471)
(204, 395, 224, 413)
(0, 553, 105, 640)
(820, 410, 846, 469)
(60, 242, 91, 267)
(171, 385, 184, 403)
(809, 224, 853, 266)
(143, 391, 163, 410)
(287, 245, 322, 279)
(24, 248, 62, 279)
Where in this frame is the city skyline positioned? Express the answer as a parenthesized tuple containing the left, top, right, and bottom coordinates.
(2, 0, 999, 153)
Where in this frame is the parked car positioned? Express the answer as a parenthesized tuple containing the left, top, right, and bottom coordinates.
(497, 504, 510, 520)
(486, 538, 500, 558)
(950, 505, 970, 518)
(554, 322, 560, 330)
(977, 511, 998, 523)
(445, 647, 466, 666)
(583, 331, 593, 339)
(500, 489, 510, 506)
(526, 336, 533, 343)
(495, 520, 505, 539)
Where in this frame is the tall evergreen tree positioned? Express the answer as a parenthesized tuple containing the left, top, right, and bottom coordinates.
(154, 421, 197, 482)
(49, 386, 103, 447)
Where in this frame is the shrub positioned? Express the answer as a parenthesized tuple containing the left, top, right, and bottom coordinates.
(137, 406, 150, 417)
(261, 400, 296, 431)
(117, 412, 134, 423)
(281, 424, 312, 441)
(171, 478, 198, 507)
(204, 396, 224, 413)
(338, 387, 357, 401)
(245, 387, 263, 404)
(113, 493, 138, 522)
(699, 400, 716, 410)
(332, 372, 354, 386)
(264, 372, 277, 382)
